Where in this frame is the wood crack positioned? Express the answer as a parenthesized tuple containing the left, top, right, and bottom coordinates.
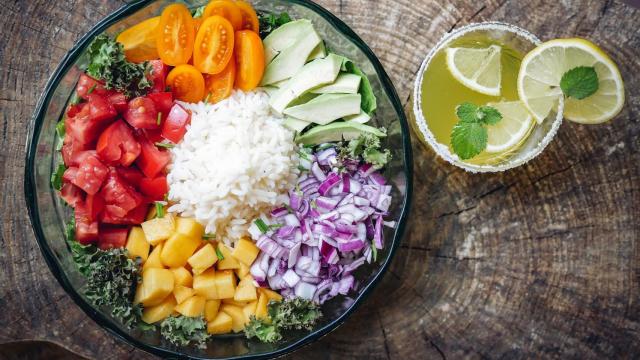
(377, 311, 392, 359)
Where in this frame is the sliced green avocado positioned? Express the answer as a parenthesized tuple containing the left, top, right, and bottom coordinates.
(283, 117, 312, 133)
(344, 110, 371, 124)
(311, 73, 362, 94)
(283, 93, 361, 125)
(263, 20, 314, 64)
(295, 122, 386, 145)
(307, 41, 327, 62)
(261, 28, 322, 85)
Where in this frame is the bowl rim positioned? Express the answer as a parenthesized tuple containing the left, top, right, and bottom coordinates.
(23, 0, 414, 358)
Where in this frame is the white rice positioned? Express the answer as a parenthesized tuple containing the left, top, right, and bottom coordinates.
(166, 90, 298, 247)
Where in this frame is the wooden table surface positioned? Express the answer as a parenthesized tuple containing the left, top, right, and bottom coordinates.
(2, 0, 639, 359)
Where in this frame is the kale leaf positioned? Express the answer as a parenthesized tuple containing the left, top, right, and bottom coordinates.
(160, 316, 209, 349)
(257, 11, 292, 38)
(339, 132, 391, 169)
(244, 298, 322, 343)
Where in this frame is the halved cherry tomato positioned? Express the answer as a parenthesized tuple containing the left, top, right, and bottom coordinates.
(101, 204, 148, 225)
(116, 16, 160, 63)
(101, 170, 145, 216)
(204, 57, 236, 104)
(98, 226, 129, 250)
(85, 193, 105, 222)
(96, 120, 141, 166)
(194, 18, 204, 34)
(156, 3, 195, 66)
(193, 16, 235, 75)
(75, 202, 99, 245)
(139, 176, 168, 201)
(147, 92, 174, 115)
(161, 103, 191, 143)
(124, 96, 160, 129)
(166, 64, 205, 103)
(71, 153, 109, 195)
(148, 60, 169, 93)
(76, 74, 108, 99)
(135, 133, 171, 178)
(60, 182, 84, 208)
(234, 30, 265, 91)
(235, 1, 259, 32)
(203, 0, 243, 29)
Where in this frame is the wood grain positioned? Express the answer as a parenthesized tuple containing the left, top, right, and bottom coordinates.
(1, 0, 639, 359)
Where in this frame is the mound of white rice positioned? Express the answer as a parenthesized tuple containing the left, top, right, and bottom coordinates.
(167, 90, 298, 247)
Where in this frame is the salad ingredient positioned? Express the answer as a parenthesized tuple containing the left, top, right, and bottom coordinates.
(231, 238, 260, 266)
(124, 96, 160, 129)
(137, 268, 175, 306)
(207, 312, 233, 334)
(450, 102, 502, 160)
(341, 57, 377, 115)
(136, 133, 171, 178)
(234, 30, 265, 91)
(204, 58, 236, 104)
(167, 91, 298, 246)
(282, 117, 310, 133)
(187, 243, 218, 271)
(344, 111, 371, 124)
(193, 16, 235, 74)
(339, 133, 392, 169)
(517, 38, 625, 124)
(295, 121, 386, 145)
(96, 120, 141, 166)
(307, 42, 327, 61)
(244, 298, 321, 343)
(166, 64, 206, 103)
(142, 296, 176, 324)
(283, 93, 361, 125)
(139, 176, 169, 201)
(257, 11, 292, 40)
(310, 73, 362, 94)
(261, 28, 322, 85)
(86, 35, 152, 98)
(161, 233, 202, 268)
(126, 227, 150, 262)
(217, 243, 240, 269)
(235, 1, 260, 32)
(160, 316, 209, 349)
(161, 103, 191, 143)
(203, 0, 243, 30)
(141, 214, 175, 245)
(175, 295, 206, 317)
(262, 19, 312, 63)
(116, 16, 160, 63)
(157, 3, 195, 66)
(446, 45, 502, 96)
(148, 60, 170, 94)
(484, 101, 534, 153)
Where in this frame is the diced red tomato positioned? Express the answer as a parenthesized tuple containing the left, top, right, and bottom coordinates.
(148, 92, 174, 116)
(63, 167, 78, 183)
(87, 94, 118, 124)
(66, 103, 86, 118)
(136, 133, 171, 178)
(67, 150, 97, 167)
(106, 92, 128, 114)
(70, 154, 109, 195)
(76, 74, 108, 99)
(60, 182, 84, 207)
(143, 129, 164, 143)
(101, 170, 145, 216)
(96, 120, 141, 166)
(75, 202, 99, 245)
(66, 101, 112, 145)
(139, 176, 168, 201)
(85, 193, 104, 222)
(61, 136, 92, 167)
(161, 103, 191, 143)
(116, 166, 145, 188)
(101, 204, 148, 225)
(97, 226, 129, 250)
(124, 96, 160, 129)
(148, 60, 169, 93)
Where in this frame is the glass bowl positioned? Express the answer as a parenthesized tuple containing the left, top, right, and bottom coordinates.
(24, 0, 413, 358)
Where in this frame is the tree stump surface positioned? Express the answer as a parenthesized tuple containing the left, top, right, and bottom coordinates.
(1, 0, 639, 359)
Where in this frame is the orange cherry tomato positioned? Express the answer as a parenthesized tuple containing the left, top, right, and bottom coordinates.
(235, 1, 260, 33)
(156, 3, 195, 66)
(194, 17, 204, 34)
(203, 0, 243, 30)
(116, 16, 160, 63)
(166, 64, 205, 103)
(193, 16, 235, 75)
(234, 30, 265, 91)
(204, 58, 236, 103)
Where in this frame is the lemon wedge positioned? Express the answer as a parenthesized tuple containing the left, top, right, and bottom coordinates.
(446, 45, 502, 96)
(517, 38, 624, 124)
(485, 101, 534, 153)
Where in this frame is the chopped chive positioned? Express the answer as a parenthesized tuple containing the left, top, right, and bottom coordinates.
(155, 142, 175, 149)
(269, 223, 284, 230)
(69, 92, 82, 105)
(283, 203, 294, 213)
(254, 218, 269, 233)
(204, 92, 212, 104)
(371, 241, 378, 262)
(203, 233, 216, 240)
(87, 84, 97, 94)
(155, 202, 165, 218)
(215, 247, 225, 260)
(156, 112, 162, 126)
(297, 165, 308, 172)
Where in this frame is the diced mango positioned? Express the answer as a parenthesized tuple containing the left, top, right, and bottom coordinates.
(171, 267, 193, 287)
(193, 269, 219, 299)
(146, 206, 157, 220)
(173, 285, 194, 304)
(205, 300, 221, 322)
(255, 293, 269, 319)
(175, 295, 206, 317)
(175, 217, 204, 239)
(235, 262, 250, 279)
(143, 243, 165, 271)
(222, 298, 248, 307)
(243, 301, 258, 322)
(221, 304, 246, 332)
(259, 288, 283, 302)
(141, 215, 175, 245)
(234, 276, 257, 302)
(207, 312, 233, 334)
(139, 268, 174, 307)
(161, 232, 202, 268)
(232, 238, 260, 266)
(215, 270, 237, 299)
(126, 227, 150, 262)
(142, 296, 176, 324)
(216, 243, 240, 270)
(134, 283, 145, 305)
(188, 243, 217, 271)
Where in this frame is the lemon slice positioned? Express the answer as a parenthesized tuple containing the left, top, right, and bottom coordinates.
(446, 45, 502, 96)
(518, 38, 625, 124)
(485, 101, 534, 153)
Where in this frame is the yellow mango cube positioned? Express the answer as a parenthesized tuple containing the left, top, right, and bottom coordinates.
(141, 215, 175, 245)
(161, 232, 202, 268)
(188, 243, 217, 271)
(126, 227, 150, 262)
(243, 301, 258, 322)
(235, 262, 250, 279)
(175, 295, 206, 317)
(255, 293, 269, 319)
(222, 298, 248, 307)
(193, 269, 219, 299)
(173, 285, 194, 304)
(215, 270, 237, 299)
(205, 300, 221, 322)
(232, 238, 260, 266)
(143, 243, 165, 271)
(207, 312, 233, 334)
(142, 296, 176, 324)
(139, 268, 174, 307)
(175, 217, 204, 239)
(234, 276, 257, 302)
(134, 283, 145, 305)
(221, 304, 246, 332)
(216, 243, 240, 270)
(259, 288, 283, 302)
(171, 267, 193, 287)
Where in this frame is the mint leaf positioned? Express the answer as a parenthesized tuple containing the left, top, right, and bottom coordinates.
(478, 106, 502, 125)
(560, 66, 599, 100)
(456, 102, 478, 123)
(451, 121, 487, 160)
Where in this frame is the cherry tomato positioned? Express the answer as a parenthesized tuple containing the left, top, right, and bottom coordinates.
(193, 16, 235, 75)
(135, 133, 171, 178)
(75, 202, 99, 245)
(116, 16, 160, 63)
(101, 204, 148, 225)
(156, 3, 195, 66)
(235, 1, 259, 32)
(203, 0, 243, 29)
(139, 176, 168, 201)
(101, 170, 145, 216)
(204, 56, 236, 103)
(76, 74, 108, 99)
(98, 226, 129, 250)
(147, 92, 174, 115)
(71, 153, 109, 195)
(60, 182, 84, 208)
(124, 96, 160, 129)
(148, 60, 169, 93)
(161, 103, 191, 143)
(96, 120, 141, 166)
(166, 64, 205, 103)
(234, 30, 265, 91)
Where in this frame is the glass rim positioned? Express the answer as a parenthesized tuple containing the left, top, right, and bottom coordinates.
(412, 21, 565, 173)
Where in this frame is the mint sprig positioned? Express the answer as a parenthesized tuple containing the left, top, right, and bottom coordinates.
(560, 66, 599, 100)
(451, 102, 502, 160)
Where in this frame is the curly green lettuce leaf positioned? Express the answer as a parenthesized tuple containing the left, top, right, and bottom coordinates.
(257, 11, 292, 38)
(244, 317, 282, 343)
(160, 316, 209, 349)
(244, 298, 322, 343)
(339, 132, 391, 169)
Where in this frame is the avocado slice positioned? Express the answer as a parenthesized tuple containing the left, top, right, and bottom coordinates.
(311, 73, 362, 94)
(283, 93, 361, 125)
(344, 110, 371, 124)
(283, 117, 312, 133)
(307, 41, 327, 62)
(261, 28, 322, 86)
(295, 122, 386, 145)
(263, 20, 315, 64)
